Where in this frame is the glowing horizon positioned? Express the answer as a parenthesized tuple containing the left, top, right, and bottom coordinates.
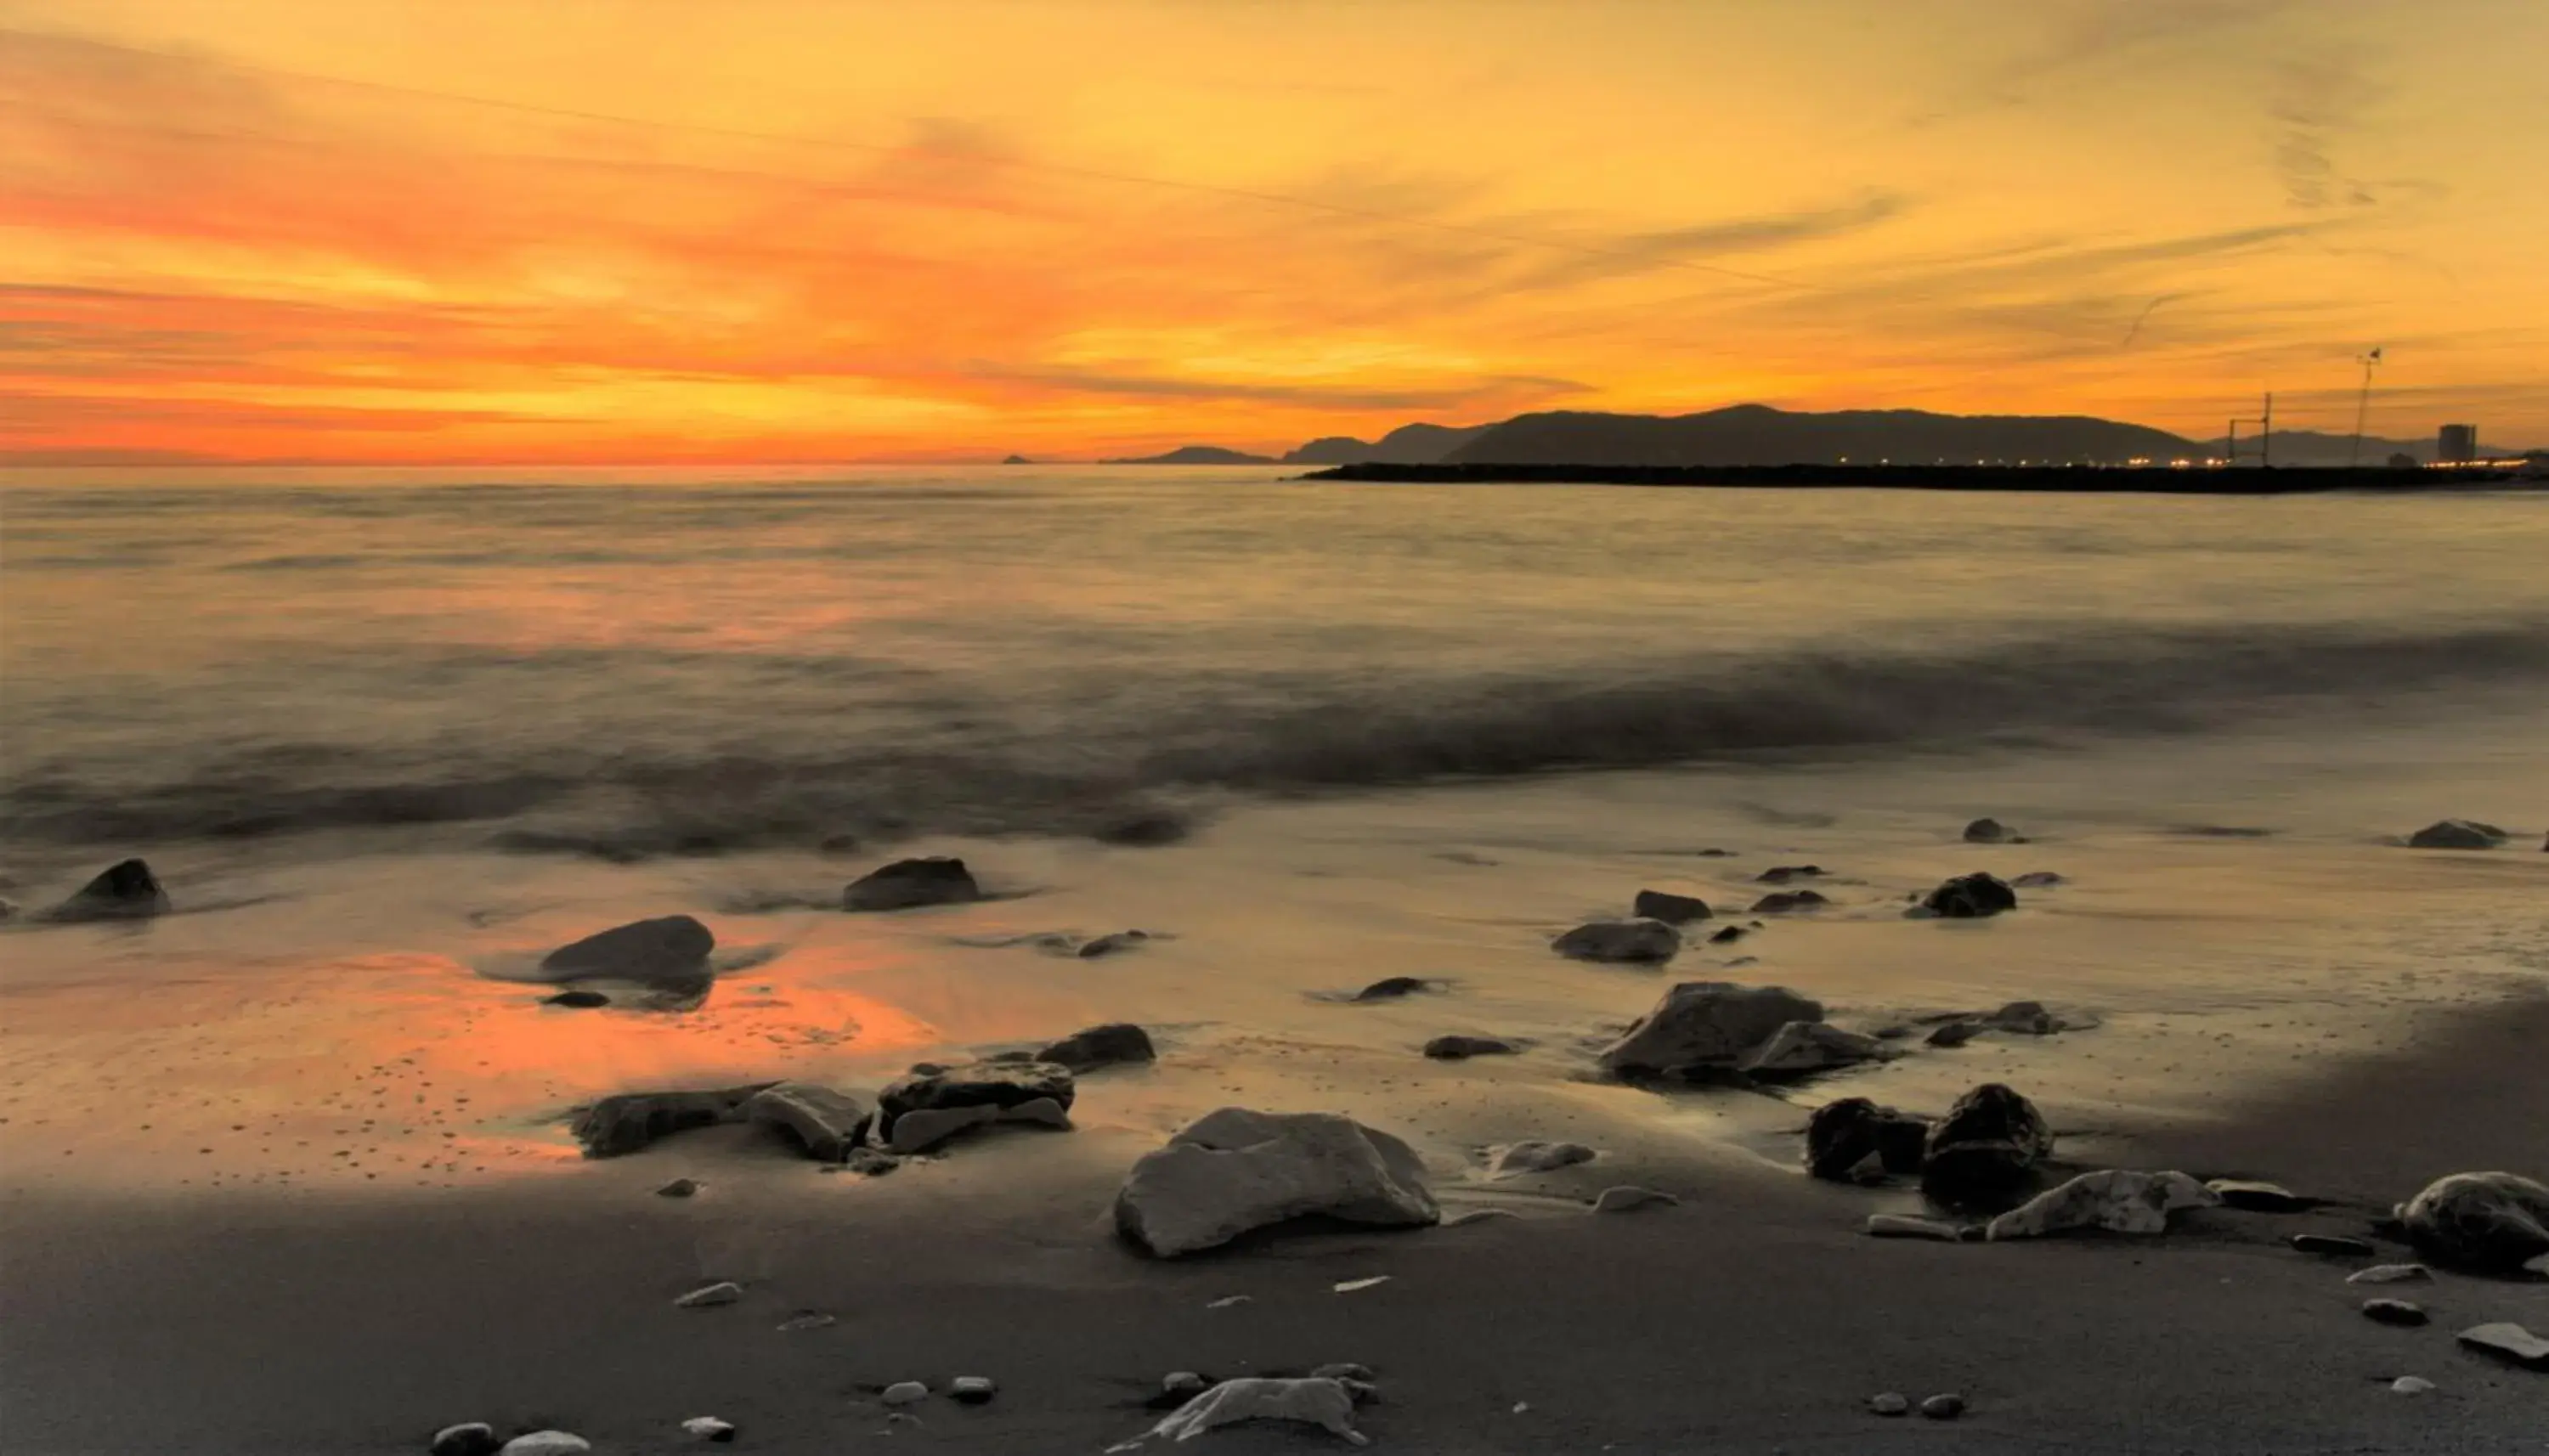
(3, 0, 2545, 466)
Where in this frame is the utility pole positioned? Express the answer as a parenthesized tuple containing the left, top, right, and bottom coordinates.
(2348, 347, 2384, 467)
(2261, 392, 2273, 469)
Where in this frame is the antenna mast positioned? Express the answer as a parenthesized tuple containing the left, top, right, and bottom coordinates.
(2348, 347, 2383, 467)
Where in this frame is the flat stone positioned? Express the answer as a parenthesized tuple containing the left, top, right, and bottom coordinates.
(877, 1060, 1075, 1148)
(776, 1312, 837, 1331)
(1986, 1170, 2217, 1239)
(1865, 1214, 1964, 1241)
(881, 1380, 930, 1406)
(1868, 1392, 1910, 1417)
(744, 1082, 871, 1161)
(1631, 889, 1713, 924)
(2406, 819, 2507, 849)
(949, 1375, 997, 1405)
(2348, 1263, 2432, 1284)
(1311, 1362, 1375, 1383)
(2010, 871, 2066, 888)
(2207, 1179, 2314, 1212)
(1131, 1377, 1364, 1447)
(680, 1416, 737, 1442)
(1749, 889, 1828, 914)
(1739, 1021, 1886, 1080)
(1353, 976, 1432, 1001)
(42, 858, 172, 923)
(539, 914, 713, 984)
(1485, 1141, 1597, 1177)
(885, 1097, 1069, 1154)
(2292, 1233, 2378, 1256)
(1709, 925, 1747, 944)
(1925, 1020, 1981, 1047)
(1919, 1393, 1966, 1420)
(2362, 1299, 2428, 1326)
(1423, 1035, 1519, 1060)
(1037, 1022, 1157, 1073)
(1987, 1000, 2064, 1035)
(1114, 1108, 1438, 1257)
(1598, 981, 1826, 1081)
(2399, 1171, 2549, 1273)
(1963, 817, 2021, 844)
(2456, 1322, 2549, 1369)
(571, 1084, 773, 1158)
(674, 1280, 743, 1307)
(1077, 929, 1150, 958)
(1444, 1208, 1521, 1227)
(497, 1435, 591, 1456)
(1920, 872, 2018, 919)
(430, 1424, 502, 1456)
(2389, 1376, 2435, 1395)
(843, 856, 981, 911)
(1551, 918, 1681, 962)
(655, 1177, 700, 1198)
(1754, 865, 1824, 884)
(1591, 1185, 1677, 1213)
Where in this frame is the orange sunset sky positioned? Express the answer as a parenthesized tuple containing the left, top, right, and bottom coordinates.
(3, 0, 2543, 466)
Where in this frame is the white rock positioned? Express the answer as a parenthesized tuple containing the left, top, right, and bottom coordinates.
(2347, 1263, 2433, 1284)
(1484, 1141, 1595, 1177)
(2456, 1322, 2549, 1369)
(1985, 1170, 2218, 1240)
(881, 1380, 930, 1406)
(1111, 1377, 1367, 1450)
(1113, 1108, 1438, 1257)
(674, 1280, 743, 1307)
(1591, 1185, 1677, 1213)
(498, 1435, 591, 1456)
(681, 1415, 736, 1441)
(2388, 1376, 2434, 1395)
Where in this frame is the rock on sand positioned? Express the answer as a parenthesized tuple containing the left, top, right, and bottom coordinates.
(1919, 872, 2018, 919)
(2456, 1322, 2549, 1369)
(537, 914, 713, 984)
(876, 1060, 1074, 1153)
(2399, 1171, 2549, 1273)
(680, 1417, 737, 1442)
(42, 858, 171, 923)
(1117, 1377, 1367, 1449)
(1423, 1034, 1519, 1060)
(2405, 820, 2507, 849)
(1921, 1083, 2054, 1203)
(1984, 1170, 2218, 1239)
(496, 1435, 591, 1456)
(743, 1082, 871, 1161)
(1631, 889, 1712, 924)
(1807, 1098, 1928, 1181)
(1739, 1021, 1888, 1080)
(430, 1425, 502, 1456)
(1037, 1022, 1157, 1073)
(1485, 1140, 1596, 1177)
(1114, 1108, 1438, 1257)
(1598, 981, 1824, 1081)
(842, 856, 981, 911)
(571, 1084, 774, 1158)
(1551, 918, 1681, 962)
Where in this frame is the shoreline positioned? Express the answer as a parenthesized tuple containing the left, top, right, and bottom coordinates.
(7, 994, 2546, 1454)
(1301, 461, 2540, 493)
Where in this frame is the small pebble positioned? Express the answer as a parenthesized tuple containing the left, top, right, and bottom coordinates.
(1207, 1295, 1252, 1309)
(2389, 1375, 2435, 1396)
(776, 1311, 836, 1331)
(1868, 1392, 1910, 1417)
(1333, 1276, 1391, 1293)
(1919, 1393, 1966, 1420)
(1865, 1214, 1963, 1242)
(2347, 1263, 2433, 1284)
(673, 1281, 743, 1308)
(655, 1178, 700, 1198)
(2290, 1233, 2377, 1257)
(1591, 1185, 1678, 1214)
(680, 1416, 737, 1442)
(881, 1380, 930, 1406)
(2362, 1299, 2429, 1327)
(429, 1424, 501, 1456)
(950, 1375, 997, 1405)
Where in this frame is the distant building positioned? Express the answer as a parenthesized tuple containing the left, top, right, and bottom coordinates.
(2386, 453, 2417, 470)
(2439, 423, 2479, 464)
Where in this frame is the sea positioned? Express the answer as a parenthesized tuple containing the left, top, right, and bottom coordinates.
(3, 465, 2546, 1194)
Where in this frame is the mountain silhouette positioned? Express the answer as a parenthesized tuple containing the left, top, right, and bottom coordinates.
(1445, 405, 2191, 467)
(1283, 422, 1491, 465)
(1103, 444, 1280, 465)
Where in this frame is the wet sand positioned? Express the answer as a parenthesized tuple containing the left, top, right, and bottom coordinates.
(6, 995, 2546, 1455)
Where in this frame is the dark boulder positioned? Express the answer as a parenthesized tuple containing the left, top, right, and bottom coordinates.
(1423, 1035, 1519, 1060)
(1963, 818, 2023, 844)
(1806, 1098, 1929, 1181)
(1749, 889, 1828, 915)
(1095, 810, 1190, 846)
(1926, 1020, 1981, 1047)
(1353, 976, 1433, 1001)
(538, 914, 713, 984)
(1552, 919, 1681, 962)
(843, 857, 981, 911)
(1921, 1083, 2053, 1204)
(2399, 1171, 2549, 1273)
(1987, 1000, 2060, 1035)
(1598, 981, 1824, 1080)
(542, 990, 611, 1008)
(1037, 1022, 1157, 1073)
(1631, 889, 1711, 925)
(43, 858, 171, 923)
(1920, 873, 2017, 919)
(876, 1060, 1074, 1151)
(743, 1082, 871, 1161)
(1077, 929, 1150, 958)
(1755, 865, 1824, 884)
(1709, 925, 1748, 944)
(571, 1084, 774, 1158)
(2405, 820, 2507, 849)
